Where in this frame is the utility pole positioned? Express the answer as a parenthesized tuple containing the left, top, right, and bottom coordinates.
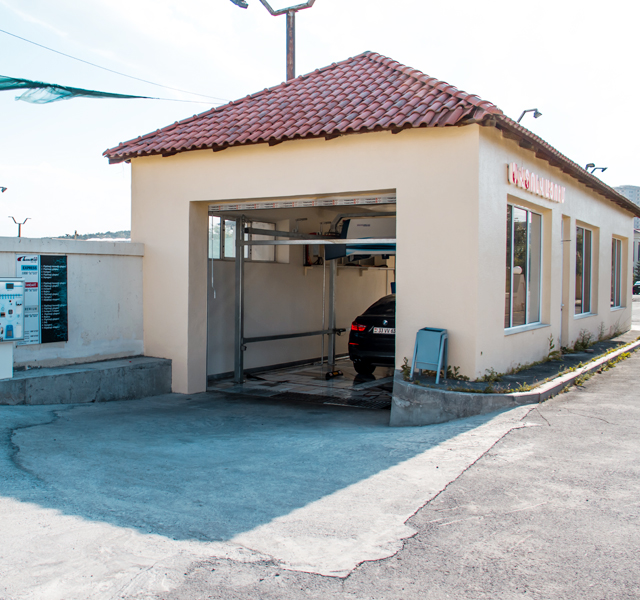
(229, 0, 316, 81)
(9, 216, 30, 238)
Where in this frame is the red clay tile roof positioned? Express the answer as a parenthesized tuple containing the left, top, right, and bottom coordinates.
(104, 51, 502, 163)
(104, 51, 640, 217)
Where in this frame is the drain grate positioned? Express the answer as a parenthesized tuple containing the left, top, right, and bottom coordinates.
(269, 391, 391, 410)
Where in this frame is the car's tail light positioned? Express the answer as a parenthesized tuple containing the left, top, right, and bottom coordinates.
(351, 322, 366, 332)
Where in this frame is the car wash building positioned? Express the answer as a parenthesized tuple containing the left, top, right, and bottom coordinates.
(105, 51, 640, 394)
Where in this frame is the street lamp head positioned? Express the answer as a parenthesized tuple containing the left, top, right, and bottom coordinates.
(585, 163, 595, 170)
(0, 187, 6, 193)
(517, 108, 542, 124)
(230, 0, 315, 14)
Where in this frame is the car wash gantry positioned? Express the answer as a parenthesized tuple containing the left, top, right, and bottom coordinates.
(225, 208, 396, 383)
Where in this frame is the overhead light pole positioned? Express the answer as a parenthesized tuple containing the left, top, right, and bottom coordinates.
(230, 0, 317, 81)
(9, 216, 29, 238)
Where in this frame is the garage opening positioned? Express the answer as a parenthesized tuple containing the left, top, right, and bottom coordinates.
(206, 193, 397, 408)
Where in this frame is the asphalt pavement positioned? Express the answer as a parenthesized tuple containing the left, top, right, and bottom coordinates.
(159, 347, 640, 600)
(1, 300, 638, 600)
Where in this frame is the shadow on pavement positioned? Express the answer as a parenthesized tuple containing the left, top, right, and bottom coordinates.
(2, 392, 501, 542)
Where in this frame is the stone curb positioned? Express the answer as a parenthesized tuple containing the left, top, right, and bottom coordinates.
(510, 338, 640, 403)
(390, 340, 640, 427)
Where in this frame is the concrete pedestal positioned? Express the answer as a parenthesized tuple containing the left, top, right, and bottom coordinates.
(0, 342, 13, 380)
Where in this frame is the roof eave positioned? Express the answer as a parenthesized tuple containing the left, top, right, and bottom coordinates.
(487, 116, 640, 219)
(105, 116, 640, 220)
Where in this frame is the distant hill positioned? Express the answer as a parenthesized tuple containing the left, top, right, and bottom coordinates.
(57, 230, 131, 240)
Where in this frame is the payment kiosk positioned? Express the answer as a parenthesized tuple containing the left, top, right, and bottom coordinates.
(0, 278, 25, 379)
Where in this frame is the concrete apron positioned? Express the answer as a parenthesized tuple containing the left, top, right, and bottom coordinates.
(391, 340, 640, 426)
(0, 395, 534, 600)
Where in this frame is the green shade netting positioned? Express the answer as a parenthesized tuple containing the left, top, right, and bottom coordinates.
(0, 76, 151, 104)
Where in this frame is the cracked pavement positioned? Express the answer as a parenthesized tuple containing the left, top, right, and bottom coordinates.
(1, 320, 638, 599)
(0, 389, 531, 600)
(158, 349, 640, 600)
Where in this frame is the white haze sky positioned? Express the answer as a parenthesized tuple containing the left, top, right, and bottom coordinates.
(0, 0, 638, 238)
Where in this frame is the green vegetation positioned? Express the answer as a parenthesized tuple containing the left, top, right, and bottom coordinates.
(573, 328, 594, 352)
(57, 230, 131, 240)
(401, 357, 469, 382)
(404, 337, 640, 395)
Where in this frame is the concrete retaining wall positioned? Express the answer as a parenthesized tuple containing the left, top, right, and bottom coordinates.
(390, 340, 640, 426)
(0, 356, 171, 405)
(390, 373, 533, 427)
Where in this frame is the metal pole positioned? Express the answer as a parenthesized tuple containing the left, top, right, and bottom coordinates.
(286, 10, 295, 80)
(321, 246, 326, 366)
(234, 216, 245, 383)
(327, 258, 337, 367)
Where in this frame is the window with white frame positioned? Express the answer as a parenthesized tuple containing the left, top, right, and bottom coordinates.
(208, 216, 276, 262)
(505, 204, 542, 329)
(575, 226, 593, 314)
(611, 238, 622, 308)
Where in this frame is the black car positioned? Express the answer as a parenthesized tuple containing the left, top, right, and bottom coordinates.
(348, 294, 395, 375)
(634, 281, 640, 295)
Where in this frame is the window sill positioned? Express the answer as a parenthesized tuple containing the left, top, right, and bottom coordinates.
(504, 322, 550, 336)
(574, 312, 597, 320)
(610, 306, 625, 312)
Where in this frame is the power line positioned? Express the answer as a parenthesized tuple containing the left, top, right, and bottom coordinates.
(0, 27, 230, 103)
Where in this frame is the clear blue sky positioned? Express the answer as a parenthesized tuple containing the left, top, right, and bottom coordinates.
(0, 0, 637, 238)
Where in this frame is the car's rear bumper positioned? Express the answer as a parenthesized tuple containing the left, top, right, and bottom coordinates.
(348, 346, 395, 366)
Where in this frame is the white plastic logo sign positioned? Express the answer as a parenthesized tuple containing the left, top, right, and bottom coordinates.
(508, 162, 565, 203)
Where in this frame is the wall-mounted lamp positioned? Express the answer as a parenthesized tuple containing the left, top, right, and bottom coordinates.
(585, 163, 607, 174)
(0, 187, 7, 193)
(517, 108, 542, 123)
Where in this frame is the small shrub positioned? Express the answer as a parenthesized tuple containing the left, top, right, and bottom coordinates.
(511, 382, 534, 393)
(573, 329, 594, 352)
(608, 318, 626, 339)
(574, 372, 594, 387)
(547, 334, 562, 361)
(476, 367, 503, 383)
(401, 357, 411, 381)
(446, 365, 470, 381)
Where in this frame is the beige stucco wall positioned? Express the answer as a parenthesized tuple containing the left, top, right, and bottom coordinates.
(130, 123, 635, 392)
(131, 126, 481, 393)
(477, 126, 634, 376)
(0, 237, 144, 367)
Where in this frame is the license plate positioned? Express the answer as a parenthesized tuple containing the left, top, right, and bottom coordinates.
(373, 327, 395, 334)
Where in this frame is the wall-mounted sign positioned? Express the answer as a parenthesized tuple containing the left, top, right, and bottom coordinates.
(16, 255, 40, 344)
(15, 255, 68, 345)
(508, 162, 565, 204)
(40, 255, 68, 344)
